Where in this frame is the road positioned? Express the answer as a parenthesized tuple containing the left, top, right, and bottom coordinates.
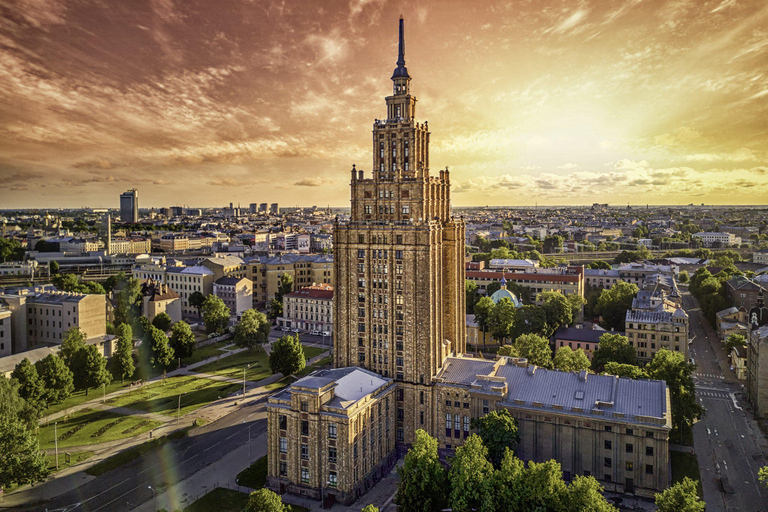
(683, 291, 768, 512)
(21, 399, 267, 512)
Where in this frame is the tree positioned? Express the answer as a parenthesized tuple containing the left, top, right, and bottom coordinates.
(594, 281, 638, 331)
(486, 281, 502, 297)
(489, 298, 517, 343)
(113, 323, 135, 383)
(543, 234, 564, 254)
(134, 316, 152, 341)
(361, 506, 379, 512)
(35, 355, 74, 406)
(679, 270, 689, 283)
(49, 260, 60, 275)
(565, 475, 618, 512)
(268, 298, 283, 320)
(113, 274, 142, 326)
(243, 488, 287, 512)
(269, 335, 306, 376)
(539, 291, 573, 336)
(465, 280, 479, 314)
(646, 349, 703, 434)
(488, 450, 525, 512)
(169, 320, 196, 360)
(473, 296, 495, 348)
(759, 465, 768, 488)
(654, 477, 705, 512)
(515, 459, 568, 512)
(0, 375, 38, 428)
(509, 305, 547, 340)
(724, 333, 747, 353)
(514, 333, 553, 368)
(141, 326, 175, 369)
(60, 327, 87, 367)
(588, 260, 612, 270)
(395, 429, 448, 512)
(591, 333, 637, 373)
(188, 291, 206, 318)
(553, 346, 591, 373)
(152, 312, 173, 332)
(202, 295, 230, 334)
(277, 273, 293, 298)
(0, 414, 49, 490)
(0, 237, 25, 261)
(11, 359, 46, 415)
(71, 345, 112, 395)
(235, 309, 271, 349)
(497, 345, 517, 357)
(470, 409, 518, 469)
(603, 362, 648, 379)
(449, 434, 495, 512)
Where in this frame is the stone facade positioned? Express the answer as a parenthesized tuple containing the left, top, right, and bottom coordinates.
(281, 284, 333, 334)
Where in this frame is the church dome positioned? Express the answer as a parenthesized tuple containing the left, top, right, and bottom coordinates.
(490, 288, 522, 308)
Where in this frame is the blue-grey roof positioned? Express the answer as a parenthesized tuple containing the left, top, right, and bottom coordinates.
(553, 326, 605, 344)
(272, 366, 392, 410)
(438, 358, 497, 386)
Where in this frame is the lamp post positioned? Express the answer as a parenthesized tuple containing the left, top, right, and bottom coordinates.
(148, 485, 155, 499)
(54, 422, 59, 470)
(243, 364, 251, 397)
(177, 393, 183, 425)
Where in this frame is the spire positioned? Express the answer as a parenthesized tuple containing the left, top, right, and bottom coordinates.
(391, 16, 410, 80)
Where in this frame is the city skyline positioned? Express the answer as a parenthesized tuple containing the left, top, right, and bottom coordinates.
(1, 0, 768, 209)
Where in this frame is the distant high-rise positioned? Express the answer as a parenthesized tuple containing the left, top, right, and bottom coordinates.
(120, 189, 139, 223)
(269, 203, 279, 215)
(249, 203, 258, 214)
(259, 203, 268, 213)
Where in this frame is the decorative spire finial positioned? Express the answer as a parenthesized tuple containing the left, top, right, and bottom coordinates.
(392, 17, 410, 80)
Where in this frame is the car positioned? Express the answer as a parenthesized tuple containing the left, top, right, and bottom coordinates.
(321, 331, 331, 337)
(310, 330, 320, 336)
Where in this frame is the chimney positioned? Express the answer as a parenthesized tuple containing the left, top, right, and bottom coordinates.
(578, 370, 588, 382)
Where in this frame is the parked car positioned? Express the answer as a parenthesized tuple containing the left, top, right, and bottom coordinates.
(310, 330, 320, 336)
(321, 331, 331, 337)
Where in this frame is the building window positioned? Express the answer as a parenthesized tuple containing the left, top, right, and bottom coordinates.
(646, 431, 654, 438)
(279, 437, 287, 453)
(626, 443, 633, 454)
(604, 457, 612, 468)
(329, 423, 337, 439)
(445, 414, 452, 437)
(482, 400, 489, 415)
(396, 235, 403, 245)
(397, 408, 404, 421)
(301, 444, 309, 460)
(402, 205, 410, 215)
(604, 426, 613, 432)
(626, 428, 634, 436)
(625, 461, 633, 472)
(301, 468, 309, 484)
(463, 417, 470, 438)
(604, 440, 612, 450)
(420, 411, 424, 425)
(279, 415, 287, 430)
(301, 420, 309, 436)
(420, 391, 424, 405)
(279, 461, 287, 476)
(397, 428, 404, 442)
(329, 447, 337, 463)
(645, 464, 653, 475)
(646, 446, 654, 456)
(329, 472, 337, 487)
(300, 401, 308, 412)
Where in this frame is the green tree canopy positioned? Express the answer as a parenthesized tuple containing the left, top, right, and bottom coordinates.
(473, 296, 495, 346)
(539, 291, 573, 337)
(591, 333, 637, 373)
(151, 312, 173, 332)
(0, 237, 25, 261)
(465, 280, 479, 314)
(202, 295, 230, 334)
(470, 409, 519, 469)
(489, 298, 517, 343)
(11, 358, 46, 415)
(603, 362, 648, 379)
(34, 354, 74, 406)
(113, 323, 135, 383)
(141, 325, 175, 370)
(654, 477, 705, 512)
(269, 335, 306, 376)
(724, 333, 747, 353)
(449, 434, 495, 512)
(71, 345, 112, 396)
(514, 333, 553, 368)
(564, 475, 619, 512)
(646, 349, 703, 429)
(113, 274, 142, 326)
(235, 309, 271, 349)
(188, 290, 206, 317)
(60, 327, 87, 367)
(395, 429, 448, 512)
(243, 488, 287, 512)
(361, 505, 379, 512)
(594, 281, 638, 331)
(0, 412, 49, 489)
(169, 320, 196, 360)
(509, 305, 547, 340)
(553, 346, 591, 373)
(588, 260, 612, 270)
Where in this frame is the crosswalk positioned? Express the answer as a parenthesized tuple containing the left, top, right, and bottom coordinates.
(698, 390, 730, 399)
(694, 373, 725, 379)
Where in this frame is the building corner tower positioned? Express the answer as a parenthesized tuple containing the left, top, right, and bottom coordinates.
(333, 17, 466, 446)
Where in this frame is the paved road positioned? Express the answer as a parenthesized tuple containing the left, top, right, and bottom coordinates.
(683, 291, 768, 512)
(23, 399, 268, 512)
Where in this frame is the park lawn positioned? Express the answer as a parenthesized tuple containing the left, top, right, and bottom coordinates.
(106, 375, 241, 417)
(295, 356, 333, 378)
(184, 487, 250, 512)
(38, 408, 162, 450)
(181, 339, 234, 366)
(236, 455, 267, 489)
(194, 347, 272, 382)
(302, 345, 326, 360)
(44, 379, 133, 416)
(671, 451, 703, 497)
(46, 451, 94, 473)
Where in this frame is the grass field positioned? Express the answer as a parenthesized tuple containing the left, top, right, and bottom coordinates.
(671, 450, 703, 497)
(43, 380, 133, 416)
(236, 455, 267, 489)
(194, 347, 272, 381)
(302, 345, 326, 360)
(86, 427, 191, 476)
(38, 408, 162, 450)
(105, 375, 241, 417)
(46, 450, 94, 473)
(184, 488, 250, 512)
(181, 340, 234, 366)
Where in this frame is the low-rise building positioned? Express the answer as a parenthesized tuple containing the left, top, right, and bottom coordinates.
(553, 325, 607, 360)
(141, 280, 182, 324)
(165, 266, 215, 317)
(731, 345, 747, 380)
(247, 254, 334, 307)
(201, 255, 247, 281)
(691, 232, 741, 247)
(585, 269, 620, 289)
(625, 308, 689, 362)
(466, 266, 584, 304)
(266, 367, 397, 505)
(213, 276, 253, 320)
(754, 250, 768, 265)
(726, 276, 767, 311)
(716, 306, 749, 341)
(0, 307, 11, 357)
(281, 284, 333, 334)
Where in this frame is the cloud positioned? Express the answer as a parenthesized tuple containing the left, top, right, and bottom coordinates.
(654, 127, 704, 148)
(550, 9, 590, 34)
(557, 163, 578, 169)
(208, 178, 240, 187)
(685, 147, 756, 162)
(294, 177, 329, 187)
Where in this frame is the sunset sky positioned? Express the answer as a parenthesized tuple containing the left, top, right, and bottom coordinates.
(1, 0, 767, 209)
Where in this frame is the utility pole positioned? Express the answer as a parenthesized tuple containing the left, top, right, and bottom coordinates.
(177, 394, 182, 425)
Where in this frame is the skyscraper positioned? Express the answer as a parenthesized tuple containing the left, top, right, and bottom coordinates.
(120, 189, 139, 223)
(333, 16, 466, 445)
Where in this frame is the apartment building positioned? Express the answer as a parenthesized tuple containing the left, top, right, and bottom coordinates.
(267, 367, 397, 505)
(466, 267, 584, 304)
(0, 307, 11, 357)
(165, 266, 215, 317)
(691, 232, 741, 247)
(201, 255, 247, 281)
(281, 284, 333, 334)
(625, 309, 689, 362)
(247, 255, 334, 307)
(213, 277, 253, 319)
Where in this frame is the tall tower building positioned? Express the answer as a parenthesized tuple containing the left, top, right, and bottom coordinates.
(120, 189, 139, 223)
(333, 17, 466, 445)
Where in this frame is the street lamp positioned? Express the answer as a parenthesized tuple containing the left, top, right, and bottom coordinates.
(148, 485, 155, 498)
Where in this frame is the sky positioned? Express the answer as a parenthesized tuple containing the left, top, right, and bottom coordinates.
(1, 0, 767, 209)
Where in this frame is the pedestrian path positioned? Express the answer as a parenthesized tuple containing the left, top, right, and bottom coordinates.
(698, 390, 730, 399)
(694, 373, 725, 379)
(91, 403, 171, 423)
